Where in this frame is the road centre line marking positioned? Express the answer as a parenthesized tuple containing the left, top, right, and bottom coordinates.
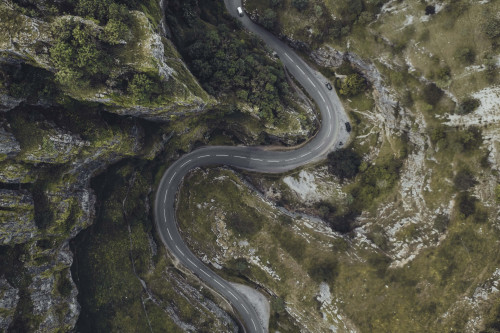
(175, 245, 184, 256)
(285, 157, 297, 161)
(285, 53, 294, 63)
(164, 191, 167, 203)
(314, 145, 321, 151)
(187, 258, 198, 268)
(228, 290, 238, 300)
(167, 227, 173, 241)
(251, 319, 257, 330)
(320, 93, 325, 102)
(198, 155, 210, 159)
(307, 77, 315, 87)
(251, 158, 263, 161)
(180, 160, 191, 168)
(242, 304, 249, 314)
(234, 156, 246, 159)
(297, 66, 305, 75)
(214, 279, 225, 289)
(300, 152, 311, 158)
(267, 160, 279, 163)
(216, 154, 228, 157)
(202, 270, 210, 277)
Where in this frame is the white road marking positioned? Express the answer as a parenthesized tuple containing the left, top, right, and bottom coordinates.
(242, 304, 249, 314)
(175, 245, 184, 256)
(267, 160, 279, 163)
(285, 157, 297, 162)
(228, 290, 238, 300)
(187, 258, 198, 268)
(300, 152, 311, 158)
(214, 279, 226, 289)
(297, 66, 305, 75)
(251, 158, 263, 161)
(167, 227, 173, 241)
(216, 154, 228, 157)
(170, 172, 177, 184)
(320, 93, 325, 102)
(202, 270, 210, 277)
(307, 77, 316, 87)
(164, 191, 168, 203)
(251, 319, 257, 330)
(314, 145, 321, 151)
(328, 127, 332, 136)
(285, 53, 293, 62)
(198, 155, 210, 159)
(234, 156, 246, 159)
(180, 160, 191, 168)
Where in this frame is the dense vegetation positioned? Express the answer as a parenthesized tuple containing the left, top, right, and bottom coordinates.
(166, 0, 295, 125)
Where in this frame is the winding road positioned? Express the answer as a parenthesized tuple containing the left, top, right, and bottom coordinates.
(154, 1, 350, 332)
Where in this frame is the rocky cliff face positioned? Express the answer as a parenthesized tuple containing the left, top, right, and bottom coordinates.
(0, 0, 218, 330)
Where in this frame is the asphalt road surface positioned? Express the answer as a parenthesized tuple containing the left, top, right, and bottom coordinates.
(154, 2, 350, 332)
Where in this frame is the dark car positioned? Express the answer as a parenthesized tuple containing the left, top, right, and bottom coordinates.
(325, 82, 333, 90)
(345, 122, 351, 132)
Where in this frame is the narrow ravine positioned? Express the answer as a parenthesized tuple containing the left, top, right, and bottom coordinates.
(154, 2, 350, 332)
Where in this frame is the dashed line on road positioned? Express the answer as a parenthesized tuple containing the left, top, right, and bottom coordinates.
(167, 227, 173, 241)
(285, 157, 297, 162)
(267, 160, 280, 163)
(198, 155, 210, 159)
(175, 245, 184, 256)
(228, 290, 238, 300)
(202, 270, 210, 277)
(180, 160, 191, 168)
(234, 156, 246, 159)
(213, 279, 226, 289)
(251, 319, 257, 330)
(297, 66, 305, 75)
(187, 257, 198, 268)
(164, 191, 168, 203)
(285, 52, 293, 62)
(216, 154, 228, 157)
(307, 77, 316, 87)
(320, 93, 325, 102)
(300, 152, 311, 158)
(242, 304, 249, 314)
(251, 158, 263, 161)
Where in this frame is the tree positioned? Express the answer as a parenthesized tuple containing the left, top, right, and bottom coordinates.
(292, 0, 309, 11)
(103, 19, 128, 44)
(456, 97, 480, 115)
(340, 73, 366, 96)
(422, 83, 444, 106)
(259, 9, 277, 30)
(128, 73, 154, 103)
(453, 169, 477, 191)
(455, 47, 475, 64)
(327, 148, 362, 179)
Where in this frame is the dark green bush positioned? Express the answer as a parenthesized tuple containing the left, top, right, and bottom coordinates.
(456, 97, 480, 115)
(339, 73, 367, 96)
(455, 47, 475, 64)
(292, 0, 309, 10)
(453, 169, 477, 191)
(307, 256, 339, 283)
(421, 83, 444, 106)
(327, 148, 362, 179)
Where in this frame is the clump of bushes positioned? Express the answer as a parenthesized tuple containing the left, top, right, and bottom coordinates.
(456, 97, 480, 115)
(421, 83, 444, 106)
(307, 256, 339, 283)
(327, 148, 362, 179)
(339, 73, 367, 97)
(453, 169, 477, 191)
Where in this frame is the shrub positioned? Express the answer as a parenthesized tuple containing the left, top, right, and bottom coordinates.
(259, 9, 277, 30)
(434, 214, 450, 232)
(227, 212, 262, 236)
(456, 192, 477, 218)
(292, 0, 309, 11)
(128, 73, 155, 103)
(421, 83, 444, 106)
(456, 97, 480, 115)
(327, 148, 362, 179)
(453, 169, 477, 191)
(425, 5, 435, 15)
(340, 73, 366, 96)
(483, 17, 500, 39)
(307, 256, 339, 283)
(456, 126, 482, 151)
(455, 47, 475, 64)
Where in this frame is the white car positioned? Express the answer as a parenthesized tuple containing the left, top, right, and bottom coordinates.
(237, 7, 244, 17)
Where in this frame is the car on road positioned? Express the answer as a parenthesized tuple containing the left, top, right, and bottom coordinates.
(325, 82, 333, 90)
(237, 7, 244, 17)
(345, 122, 351, 132)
